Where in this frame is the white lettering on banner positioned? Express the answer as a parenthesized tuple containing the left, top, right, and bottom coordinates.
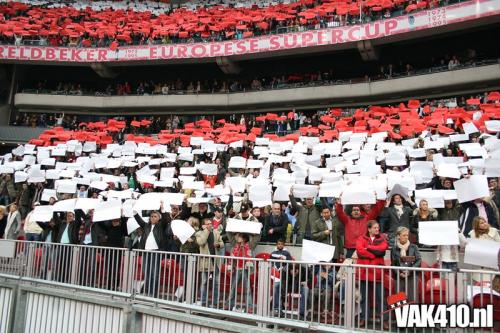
(0, 0, 498, 63)
(394, 304, 493, 328)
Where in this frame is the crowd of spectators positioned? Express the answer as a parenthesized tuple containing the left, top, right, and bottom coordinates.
(1, 91, 499, 324)
(19, 50, 485, 97)
(0, 0, 453, 47)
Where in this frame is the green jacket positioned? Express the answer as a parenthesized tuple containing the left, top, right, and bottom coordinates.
(311, 217, 344, 260)
(289, 194, 322, 244)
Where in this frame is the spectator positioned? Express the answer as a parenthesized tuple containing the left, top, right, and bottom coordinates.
(311, 207, 344, 262)
(4, 203, 21, 240)
(336, 197, 385, 258)
(438, 199, 461, 220)
(469, 216, 500, 283)
(263, 203, 289, 243)
(459, 198, 499, 236)
(411, 199, 438, 245)
(270, 238, 293, 313)
(289, 191, 322, 244)
(279, 263, 309, 319)
(196, 217, 224, 307)
(227, 233, 255, 312)
(0, 205, 7, 238)
(380, 194, 417, 245)
(391, 226, 421, 303)
(133, 204, 169, 297)
(355, 220, 389, 330)
(24, 202, 43, 241)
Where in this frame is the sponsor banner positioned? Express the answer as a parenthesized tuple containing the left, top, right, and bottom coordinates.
(0, 0, 498, 63)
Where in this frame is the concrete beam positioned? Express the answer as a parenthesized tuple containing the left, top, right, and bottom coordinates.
(90, 62, 118, 78)
(216, 56, 242, 74)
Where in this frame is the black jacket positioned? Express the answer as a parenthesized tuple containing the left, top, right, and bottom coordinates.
(134, 212, 169, 251)
(459, 201, 499, 236)
(263, 213, 289, 243)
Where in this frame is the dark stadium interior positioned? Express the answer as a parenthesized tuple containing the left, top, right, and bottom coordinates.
(14, 24, 500, 94)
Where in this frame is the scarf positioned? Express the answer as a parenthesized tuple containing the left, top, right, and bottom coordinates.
(396, 240, 410, 257)
(207, 230, 215, 255)
(394, 204, 404, 219)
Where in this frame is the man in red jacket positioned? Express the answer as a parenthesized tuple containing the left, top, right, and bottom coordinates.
(355, 221, 389, 330)
(335, 197, 385, 258)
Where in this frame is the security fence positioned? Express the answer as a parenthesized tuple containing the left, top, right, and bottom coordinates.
(0, 240, 498, 332)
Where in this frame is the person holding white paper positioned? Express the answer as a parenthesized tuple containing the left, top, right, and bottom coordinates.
(411, 200, 438, 246)
(468, 216, 500, 282)
(311, 207, 344, 262)
(438, 199, 461, 221)
(459, 197, 499, 236)
(227, 233, 255, 313)
(196, 217, 224, 307)
(435, 221, 467, 271)
(380, 194, 417, 246)
(289, 190, 323, 244)
(355, 221, 389, 330)
(133, 201, 169, 297)
(336, 196, 385, 258)
(263, 203, 289, 243)
(390, 226, 421, 303)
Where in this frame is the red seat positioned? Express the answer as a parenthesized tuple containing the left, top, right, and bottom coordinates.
(472, 293, 500, 321)
(255, 253, 271, 260)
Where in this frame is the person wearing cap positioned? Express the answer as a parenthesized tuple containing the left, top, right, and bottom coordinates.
(24, 202, 43, 241)
(234, 203, 258, 222)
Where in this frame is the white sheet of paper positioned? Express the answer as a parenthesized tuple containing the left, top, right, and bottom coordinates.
(41, 189, 57, 202)
(93, 200, 122, 222)
(56, 180, 77, 194)
(126, 217, 140, 235)
(462, 122, 479, 135)
(418, 221, 459, 245)
(52, 198, 77, 212)
(31, 206, 54, 222)
(464, 239, 500, 270)
(292, 184, 319, 199)
(318, 182, 342, 198)
(273, 185, 292, 202)
(436, 163, 461, 179)
(226, 218, 263, 235)
(171, 219, 196, 244)
(301, 239, 335, 263)
(75, 198, 100, 211)
(228, 156, 247, 169)
(225, 177, 246, 193)
(453, 175, 489, 203)
(14, 171, 28, 183)
(249, 183, 272, 206)
(485, 120, 500, 132)
(180, 167, 197, 175)
(341, 186, 376, 205)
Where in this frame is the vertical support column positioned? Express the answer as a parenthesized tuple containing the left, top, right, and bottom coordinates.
(25, 242, 35, 278)
(256, 261, 270, 319)
(70, 247, 80, 285)
(121, 250, 133, 294)
(12, 287, 27, 333)
(185, 256, 197, 304)
(344, 266, 356, 329)
(446, 272, 456, 305)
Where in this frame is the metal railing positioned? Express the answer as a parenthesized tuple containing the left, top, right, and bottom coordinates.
(19, 58, 498, 98)
(0, 240, 498, 332)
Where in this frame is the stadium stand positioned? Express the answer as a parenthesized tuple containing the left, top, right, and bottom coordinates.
(0, 1, 499, 332)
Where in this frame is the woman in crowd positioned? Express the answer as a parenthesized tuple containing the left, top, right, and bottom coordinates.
(411, 199, 438, 245)
(0, 205, 7, 238)
(5, 203, 21, 240)
(227, 233, 255, 313)
(469, 216, 500, 283)
(355, 220, 389, 330)
(391, 226, 421, 303)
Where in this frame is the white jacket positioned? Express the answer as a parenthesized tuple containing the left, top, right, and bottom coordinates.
(436, 233, 467, 263)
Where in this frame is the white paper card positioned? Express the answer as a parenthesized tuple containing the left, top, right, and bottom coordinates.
(301, 239, 335, 263)
(418, 221, 459, 245)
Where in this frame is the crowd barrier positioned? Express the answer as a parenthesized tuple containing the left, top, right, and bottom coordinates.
(0, 240, 498, 331)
